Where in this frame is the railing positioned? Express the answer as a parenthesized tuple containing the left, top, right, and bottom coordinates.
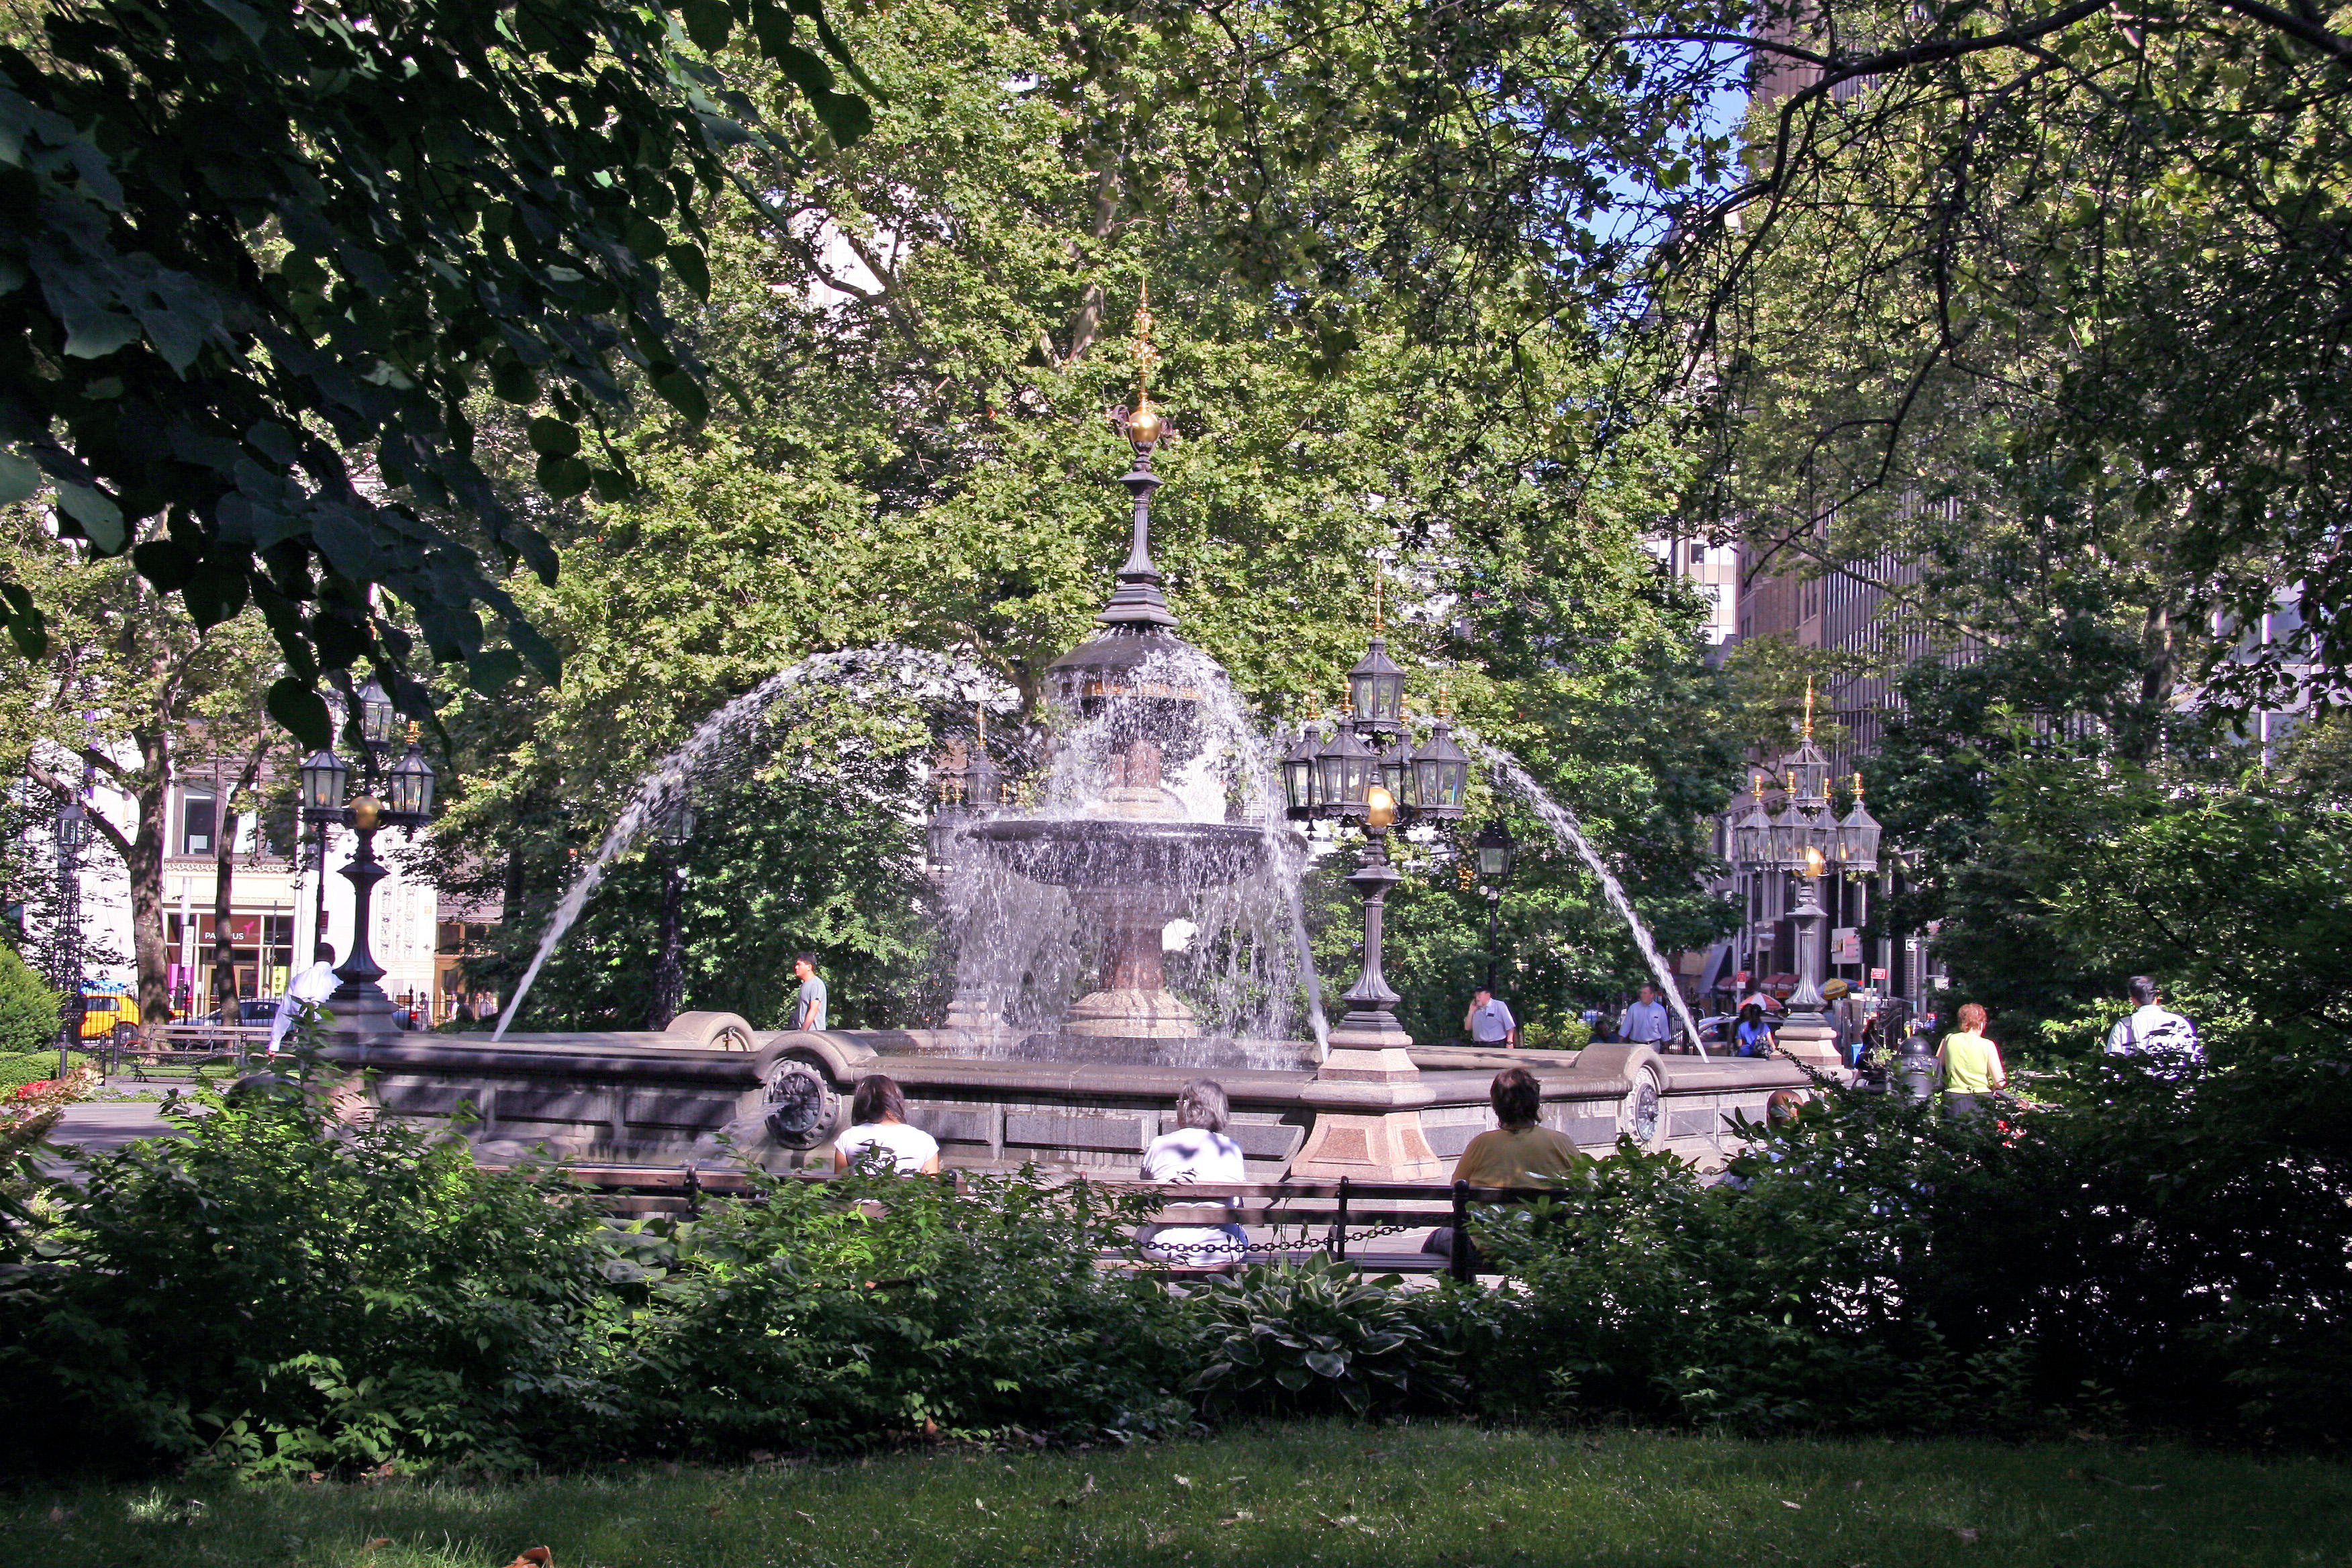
(89, 1024, 278, 1083)
(530, 1164, 1557, 1282)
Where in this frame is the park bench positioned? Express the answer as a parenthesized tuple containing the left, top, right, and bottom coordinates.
(529, 1163, 1559, 1282)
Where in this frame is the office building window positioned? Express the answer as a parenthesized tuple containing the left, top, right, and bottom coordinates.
(181, 788, 216, 856)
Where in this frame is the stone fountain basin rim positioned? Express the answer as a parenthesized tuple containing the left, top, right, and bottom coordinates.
(961, 816, 1297, 890)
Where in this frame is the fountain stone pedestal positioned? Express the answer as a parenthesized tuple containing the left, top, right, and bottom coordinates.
(1288, 826, 1445, 1181)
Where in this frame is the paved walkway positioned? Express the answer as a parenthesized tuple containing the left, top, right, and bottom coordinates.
(38, 1099, 192, 1170)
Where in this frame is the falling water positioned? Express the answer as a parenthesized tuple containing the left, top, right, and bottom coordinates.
(1461, 734, 1711, 1058)
(937, 644, 1328, 1065)
(493, 647, 1010, 1040)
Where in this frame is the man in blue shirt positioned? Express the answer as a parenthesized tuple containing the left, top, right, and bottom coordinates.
(1618, 984, 1673, 1046)
(1464, 987, 1517, 1046)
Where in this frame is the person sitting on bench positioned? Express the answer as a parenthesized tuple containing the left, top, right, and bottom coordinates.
(1427, 1066, 1583, 1266)
(1138, 1078, 1248, 1265)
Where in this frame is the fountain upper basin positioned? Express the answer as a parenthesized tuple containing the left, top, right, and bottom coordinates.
(964, 817, 1281, 891)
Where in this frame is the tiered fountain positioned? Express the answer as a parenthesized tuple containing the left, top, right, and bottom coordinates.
(327, 306, 1808, 1178)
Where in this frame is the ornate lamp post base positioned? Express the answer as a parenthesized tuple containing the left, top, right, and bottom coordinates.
(1773, 874, 1844, 1069)
(1292, 824, 1444, 1180)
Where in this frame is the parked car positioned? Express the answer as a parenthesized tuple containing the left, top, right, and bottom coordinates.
(236, 997, 279, 1026)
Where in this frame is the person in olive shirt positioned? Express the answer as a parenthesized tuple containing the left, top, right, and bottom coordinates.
(1936, 1001, 2007, 1118)
(1451, 1066, 1583, 1187)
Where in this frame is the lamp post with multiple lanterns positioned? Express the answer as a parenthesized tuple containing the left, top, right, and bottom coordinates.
(1279, 620, 1472, 1056)
(1727, 689, 1881, 1066)
(298, 701, 438, 1037)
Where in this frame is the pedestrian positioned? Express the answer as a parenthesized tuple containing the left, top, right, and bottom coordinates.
(1733, 1000, 1777, 1059)
(1451, 1066, 1582, 1185)
(1464, 985, 1518, 1047)
(268, 942, 338, 1057)
(791, 951, 828, 1032)
(1936, 1001, 2008, 1118)
(1137, 1078, 1248, 1264)
(831, 1073, 940, 1175)
(452, 999, 476, 1025)
(2105, 975, 2200, 1064)
(1618, 983, 1673, 1047)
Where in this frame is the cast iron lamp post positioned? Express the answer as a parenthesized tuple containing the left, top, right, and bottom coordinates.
(1281, 638, 1470, 1044)
(1724, 686, 1881, 1067)
(299, 721, 437, 1036)
(1473, 819, 1516, 994)
(646, 779, 695, 1030)
(52, 791, 87, 1078)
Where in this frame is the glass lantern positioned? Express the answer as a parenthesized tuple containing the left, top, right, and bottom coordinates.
(1410, 718, 1469, 817)
(1346, 638, 1407, 736)
(55, 797, 86, 852)
(357, 676, 397, 753)
(1474, 820, 1516, 884)
(1281, 724, 1321, 816)
(1378, 738, 1414, 806)
(1836, 793, 1882, 874)
(965, 745, 1006, 810)
(299, 748, 349, 816)
(385, 740, 437, 823)
(1781, 739, 1832, 807)
(1315, 720, 1377, 814)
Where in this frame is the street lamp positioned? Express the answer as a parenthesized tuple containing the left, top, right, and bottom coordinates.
(52, 791, 87, 1078)
(1287, 656, 1468, 1048)
(1723, 685, 1885, 1069)
(299, 722, 438, 1036)
(1473, 819, 1516, 993)
(647, 777, 695, 1030)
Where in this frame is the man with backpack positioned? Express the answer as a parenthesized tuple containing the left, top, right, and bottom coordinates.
(2105, 975, 2202, 1065)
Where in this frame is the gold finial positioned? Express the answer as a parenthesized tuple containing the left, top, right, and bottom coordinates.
(1373, 567, 1384, 636)
(976, 705, 986, 744)
(1801, 675, 1816, 742)
(1133, 279, 1160, 410)
(1853, 771, 1864, 799)
(1338, 687, 1355, 719)
(1304, 694, 1321, 722)
(1435, 677, 1450, 719)
(405, 719, 421, 743)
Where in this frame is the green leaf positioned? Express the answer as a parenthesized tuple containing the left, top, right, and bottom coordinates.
(0, 583, 46, 660)
(0, 450, 40, 506)
(131, 538, 199, 590)
(536, 452, 593, 499)
(527, 416, 582, 458)
(54, 482, 126, 552)
(266, 677, 332, 750)
(590, 466, 634, 503)
(491, 360, 539, 404)
(682, 0, 735, 50)
(183, 555, 251, 630)
(465, 648, 526, 696)
(653, 370, 709, 424)
(666, 242, 710, 300)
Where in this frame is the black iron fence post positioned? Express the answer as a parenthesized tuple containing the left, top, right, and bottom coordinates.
(1449, 1179, 1472, 1283)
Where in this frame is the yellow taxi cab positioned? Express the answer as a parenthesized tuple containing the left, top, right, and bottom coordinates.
(78, 987, 140, 1040)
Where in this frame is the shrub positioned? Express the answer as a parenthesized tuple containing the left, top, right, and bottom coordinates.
(0, 1073, 630, 1476)
(0, 1050, 91, 1094)
(0, 944, 63, 1055)
(1186, 1253, 1463, 1417)
(626, 1164, 1192, 1451)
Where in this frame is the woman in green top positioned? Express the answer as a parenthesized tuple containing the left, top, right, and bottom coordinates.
(1937, 1001, 2008, 1118)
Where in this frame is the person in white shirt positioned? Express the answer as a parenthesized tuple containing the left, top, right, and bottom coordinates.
(1464, 987, 1518, 1046)
(2106, 975, 2201, 1063)
(1618, 984, 1673, 1046)
(1138, 1078, 1249, 1263)
(268, 942, 340, 1056)
(831, 1073, 941, 1175)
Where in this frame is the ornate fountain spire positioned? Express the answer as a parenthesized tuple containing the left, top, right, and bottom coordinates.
(1099, 285, 1178, 632)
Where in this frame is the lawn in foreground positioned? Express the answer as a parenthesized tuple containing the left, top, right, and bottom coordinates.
(4, 1422, 2345, 1568)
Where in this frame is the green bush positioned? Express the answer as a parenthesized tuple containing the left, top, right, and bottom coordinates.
(1186, 1253, 1463, 1418)
(0, 1050, 89, 1093)
(1518, 1016, 1593, 1051)
(1470, 1055, 2352, 1441)
(0, 944, 63, 1056)
(625, 1164, 1193, 1451)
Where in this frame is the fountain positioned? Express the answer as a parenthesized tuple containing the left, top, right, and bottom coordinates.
(326, 303, 1810, 1179)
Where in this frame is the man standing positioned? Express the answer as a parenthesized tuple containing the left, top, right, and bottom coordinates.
(268, 942, 339, 1057)
(1464, 986, 1517, 1047)
(2106, 975, 2200, 1063)
(791, 952, 828, 1032)
(1618, 983, 1673, 1047)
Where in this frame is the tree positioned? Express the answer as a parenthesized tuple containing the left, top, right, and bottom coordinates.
(1, 0, 871, 740)
(415, 0, 1742, 1032)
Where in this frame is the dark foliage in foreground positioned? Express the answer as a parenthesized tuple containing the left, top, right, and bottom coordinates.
(2, 1050, 2344, 1477)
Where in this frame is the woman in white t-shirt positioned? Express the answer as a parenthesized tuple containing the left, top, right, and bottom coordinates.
(831, 1074, 941, 1175)
(1138, 1079, 1248, 1263)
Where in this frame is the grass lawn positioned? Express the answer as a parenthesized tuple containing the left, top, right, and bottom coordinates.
(3, 1422, 2344, 1567)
